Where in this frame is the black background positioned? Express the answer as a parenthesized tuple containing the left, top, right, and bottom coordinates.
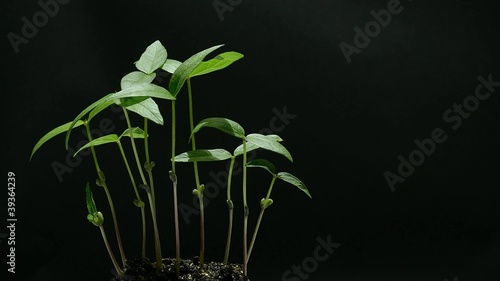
(2, 0, 500, 280)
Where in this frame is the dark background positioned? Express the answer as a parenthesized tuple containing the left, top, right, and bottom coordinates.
(2, 0, 500, 280)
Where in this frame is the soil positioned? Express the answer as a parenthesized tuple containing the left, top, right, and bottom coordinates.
(111, 257, 249, 281)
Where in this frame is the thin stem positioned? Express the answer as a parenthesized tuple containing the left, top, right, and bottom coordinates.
(246, 208, 265, 263)
(188, 78, 205, 267)
(122, 108, 163, 269)
(123, 109, 148, 184)
(170, 100, 181, 278)
(242, 139, 249, 276)
(247, 177, 277, 263)
(223, 157, 236, 264)
(144, 118, 157, 213)
(85, 121, 127, 267)
(99, 225, 124, 277)
(117, 140, 147, 259)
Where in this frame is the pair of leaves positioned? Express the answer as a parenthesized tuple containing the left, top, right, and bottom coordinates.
(176, 117, 293, 162)
(73, 127, 146, 157)
(168, 45, 243, 97)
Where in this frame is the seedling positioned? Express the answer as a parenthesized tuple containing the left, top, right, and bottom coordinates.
(30, 40, 311, 280)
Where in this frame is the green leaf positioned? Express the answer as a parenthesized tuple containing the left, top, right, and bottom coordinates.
(31, 120, 85, 160)
(161, 59, 182, 74)
(107, 83, 175, 102)
(120, 127, 146, 139)
(85, 182, 98, 215)
(121, 71, 157, 89)
(246, 159, 277, 175)
(233, 134, 283, 156)
(121, 98, 164, 125)
(245, 133, 293, 162)
(193, 117, 245, 139)
(65, 93, 114, 149)
(190, 51, 244, 77)
(135, 40, 168, 74)
(73, 134, 119, 157)
(85, 181, 104, 226)
(168, 44, 224, 97)
(88, 99, 116, 121)
(174, 149, 233, 162)
(277, 172, 311, 198)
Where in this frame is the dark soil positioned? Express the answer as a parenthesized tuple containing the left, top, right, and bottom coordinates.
(111, 257, 249, 281)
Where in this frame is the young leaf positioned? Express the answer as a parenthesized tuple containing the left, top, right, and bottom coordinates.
(119, 127, 147, 139)
(189, 51, 244, 78)
(168, 44, 224, 97)
(193, 117, 245, 139)
(121, 71, 157, 89)
(135, 40, 168, 74)
(65, 93, 114, 149)
(73, 134, 119, 157)
(277, 172, 311, 198)
(86, 182, 98, 215)
(106, 83, 175, 101)
(86, 183, 104, 226)
(31, 120, 85, 160)
(246, 159, 277, 175)
(174, 149, 232, 162)
(245, 133, 293, 162)
(233, 134, 283, 156)
(161, 59, 182, 74)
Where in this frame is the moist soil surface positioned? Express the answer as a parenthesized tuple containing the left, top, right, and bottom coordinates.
(111, 257, 249, 281)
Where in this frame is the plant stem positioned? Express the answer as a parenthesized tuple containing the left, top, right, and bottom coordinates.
(223, 157, 236, 264)
(84, 121, 127, 267)
(117, 140, 147, 259)
(242, 139, 249, 276)
(122, 109, 163, 269)
(187, 78, 205, 267)
(247, 177, 277, 263)
(99, 225, 124, 276)
(170, 100, 181, 277)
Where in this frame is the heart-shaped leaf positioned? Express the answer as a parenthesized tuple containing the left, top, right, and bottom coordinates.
(192, 117, 245, 139)
(31, 120, 85, 160)
(174, 149, 232, 162)
(245, 133, 293, 162)
(277, 172, 311, 198)
(190, 51, 244, 78)
(168, 44, 224, 97)
(135, 40, 168, 74)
